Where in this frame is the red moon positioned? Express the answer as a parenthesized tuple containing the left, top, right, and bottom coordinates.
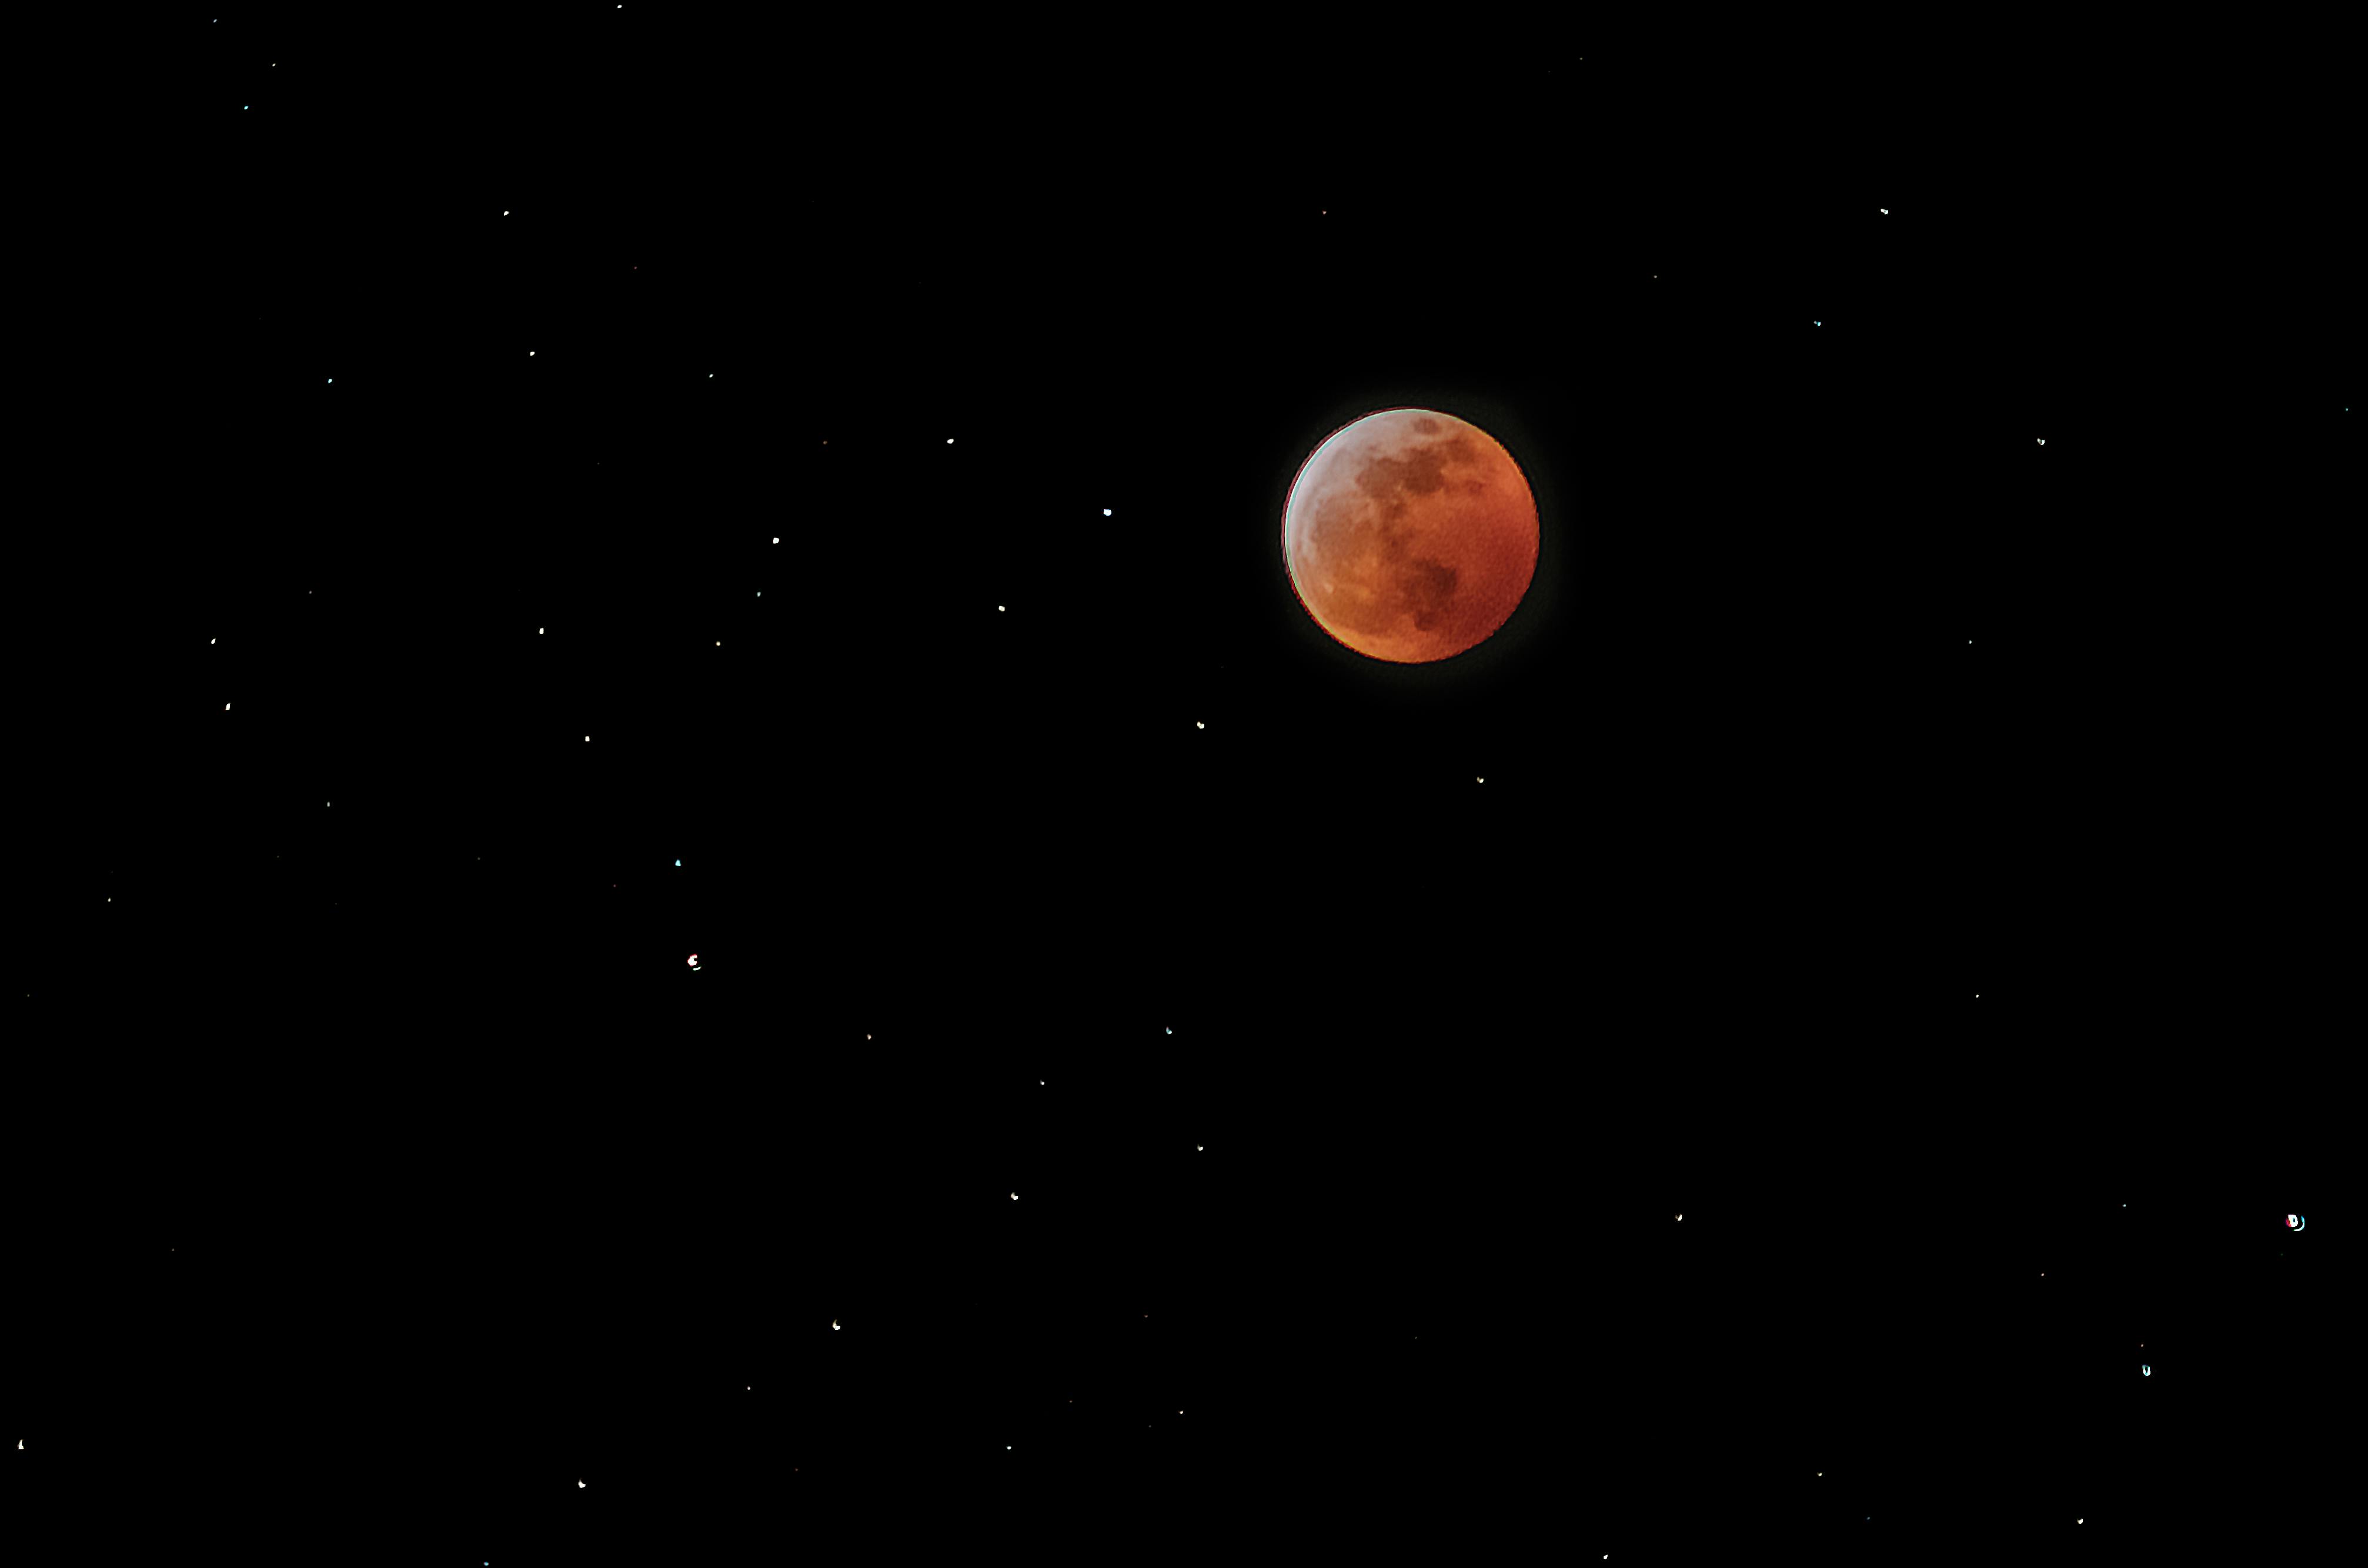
(1282, 408, 1539, 663)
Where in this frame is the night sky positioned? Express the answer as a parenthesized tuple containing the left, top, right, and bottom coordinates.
(15, 12, 2350, 1565)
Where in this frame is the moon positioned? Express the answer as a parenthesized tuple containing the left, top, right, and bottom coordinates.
(1282, 408, 1540, 663)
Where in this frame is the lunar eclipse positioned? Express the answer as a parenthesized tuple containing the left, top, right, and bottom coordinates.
(1282, 408, 1541, 663)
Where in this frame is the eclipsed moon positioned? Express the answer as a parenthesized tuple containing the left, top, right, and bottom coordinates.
(1282, 408, 1539, 663)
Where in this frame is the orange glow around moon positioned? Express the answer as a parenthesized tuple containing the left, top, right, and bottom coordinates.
(1282, 408, 1539, 663)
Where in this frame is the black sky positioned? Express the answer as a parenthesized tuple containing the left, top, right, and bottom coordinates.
(14, 11, 2352, 1566)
